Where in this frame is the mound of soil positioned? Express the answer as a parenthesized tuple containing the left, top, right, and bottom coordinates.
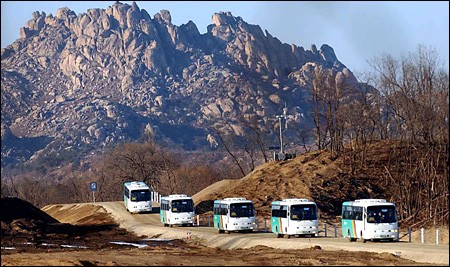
(192, 143, 395, 223)
(1, 197, 59, 224)
(1, 197, 59, 238)
(42, 204, 117, 225)
(1, 197, 149, 252)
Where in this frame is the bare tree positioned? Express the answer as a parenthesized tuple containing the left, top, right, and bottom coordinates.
(98, 141, 164, 195)
(368, 44, 449, 226)
(311, 65, 329, 150)
(212, 127, 247, 177)
(239, 115, 270, 163)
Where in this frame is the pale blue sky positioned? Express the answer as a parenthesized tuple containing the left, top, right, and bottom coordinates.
(1, 1, 449, 74)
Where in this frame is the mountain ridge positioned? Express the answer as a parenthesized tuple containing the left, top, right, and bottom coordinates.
(1, 1, 374, 170)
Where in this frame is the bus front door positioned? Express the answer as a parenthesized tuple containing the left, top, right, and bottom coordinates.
(219, 213, 227, 232)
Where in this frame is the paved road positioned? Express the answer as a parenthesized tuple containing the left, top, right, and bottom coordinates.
(95, 201, 448, 265)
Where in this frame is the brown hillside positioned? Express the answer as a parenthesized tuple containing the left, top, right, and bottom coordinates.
(193, 142, 402, 223)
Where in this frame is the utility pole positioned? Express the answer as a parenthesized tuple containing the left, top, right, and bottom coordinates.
(276, 106, 288, 155)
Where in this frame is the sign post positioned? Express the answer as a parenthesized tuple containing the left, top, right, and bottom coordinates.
(90, 182, 97, 203)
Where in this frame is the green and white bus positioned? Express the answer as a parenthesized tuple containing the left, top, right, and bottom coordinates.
(123, 181, 152, 213)
(160, 194, 195, 227)
(213, 197, 255, 233)
(342, 199, 398, 242)
(271, 198, 318, 238)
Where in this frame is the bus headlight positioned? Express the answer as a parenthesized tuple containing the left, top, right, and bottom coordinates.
(394, 229, 398, 232)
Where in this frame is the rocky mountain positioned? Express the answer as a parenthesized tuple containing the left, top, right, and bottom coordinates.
(1, 1, 373, 169)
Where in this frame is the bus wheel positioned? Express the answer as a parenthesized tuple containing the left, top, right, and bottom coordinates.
(348, 230, 353, 242)
(170, 224, 173, 228)
(275, 227, 280, 238)
(287, 235, 291, 239)
(276, 233, 282, 238)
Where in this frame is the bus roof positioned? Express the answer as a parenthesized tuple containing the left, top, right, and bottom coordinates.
(214, 197, 253, 204)
(161, 194, 192, 200)
(343, 199, 395, 206)
(272, 198, 316, 206)
(124, 181, 150, 191)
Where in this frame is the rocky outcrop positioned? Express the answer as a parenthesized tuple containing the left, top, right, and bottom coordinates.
(1, 1, 375, 169)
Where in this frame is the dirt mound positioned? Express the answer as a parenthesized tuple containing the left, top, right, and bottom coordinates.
(193, 145, 390, 222)
(1, 199, 150, 252)
(1, 197, 61, 238)
(1, 197, 59, 224)
(42, 204, 117, 225)
(193, 150, 337, 219)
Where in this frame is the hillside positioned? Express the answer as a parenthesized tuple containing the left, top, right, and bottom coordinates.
(193, 140, 424, 223)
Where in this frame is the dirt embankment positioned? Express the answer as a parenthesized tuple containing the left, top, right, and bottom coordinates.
(193, 148, 386, 224)
(1, 197, 145, 251)
(193, 142, 448, 230)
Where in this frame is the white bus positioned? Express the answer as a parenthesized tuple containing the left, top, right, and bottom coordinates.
(342, 199, 399, 242)
(271, 198, 319, 238)
(123, 181, 152, 213)
(160, 194, 195, 227)
(213, 197, 255, 233)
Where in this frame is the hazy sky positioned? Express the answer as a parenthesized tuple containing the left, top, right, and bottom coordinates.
(1, 1, 449, 74)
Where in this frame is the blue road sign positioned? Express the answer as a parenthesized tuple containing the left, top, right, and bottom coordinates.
(90, 182, 97, 192)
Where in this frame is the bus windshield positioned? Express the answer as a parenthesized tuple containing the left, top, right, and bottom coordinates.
(171, 199, 194, 213)
(367, 205, 397, 223)
(130, 190, 151, 202)
(230, 203, 254, 218)
(290, 204, 317, 220)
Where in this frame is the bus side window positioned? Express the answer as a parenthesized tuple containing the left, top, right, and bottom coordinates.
(343, 206, 354, 220)
(281, 205, 288, 218)
(272, 205, 280, 217)
(354, 207, 362, 220)
(221, 204, 228, 216)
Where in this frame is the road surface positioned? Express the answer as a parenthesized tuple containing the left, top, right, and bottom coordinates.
(87, 201, 449, 265)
